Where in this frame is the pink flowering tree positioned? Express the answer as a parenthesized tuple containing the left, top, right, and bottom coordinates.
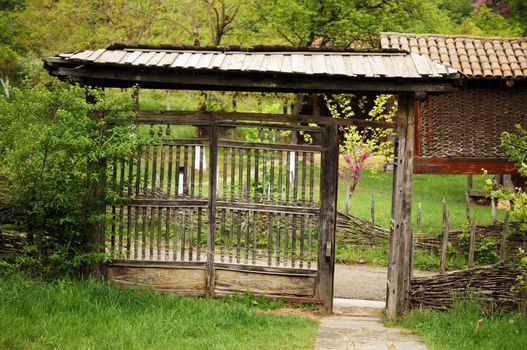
(326, 94, 395, 214)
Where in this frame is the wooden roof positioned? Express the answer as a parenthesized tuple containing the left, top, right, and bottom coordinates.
(381, 32, 527, 79)
(44, 45, 461, 93)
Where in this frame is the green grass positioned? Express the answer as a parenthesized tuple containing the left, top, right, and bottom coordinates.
(0, 275, 318, 350)
(399, 298, 527, 350)
(343, 171, 506, 233)
(335, 244, 468, 271)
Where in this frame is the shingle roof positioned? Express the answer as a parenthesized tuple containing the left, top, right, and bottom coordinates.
(49, 46, 459, 79)
(380, 32, 527, 79)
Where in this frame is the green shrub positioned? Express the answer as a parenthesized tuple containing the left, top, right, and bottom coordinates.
(0, 82, 140, 278)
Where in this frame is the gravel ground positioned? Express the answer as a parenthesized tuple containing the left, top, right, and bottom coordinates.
(334, 264, 433, 300)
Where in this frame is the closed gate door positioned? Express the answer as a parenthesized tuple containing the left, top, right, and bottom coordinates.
(106, 116, 337, 311)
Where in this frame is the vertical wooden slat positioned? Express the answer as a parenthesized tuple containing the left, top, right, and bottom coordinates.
(172, 208, 180, 261)
(416, 202, 422, 232)
(198, 146, 204, 198)
(293, 151, 298, 204)
(246, 149, 251, 200)
(230, 147, 235, 201)
(467, 216, 476, 269)
(238, 148, 243, 201)
(189, 209, 194, 261)
(465, 191, 471, 223)
(317, 124, 339, 315)
(276, 213, 282, 266)
(286, 151, 291, 204)
(307, 214, 313, 269)
(252, 211, 258, 264)
(278, 150, 284, 204)
(149, 206, 155, 259)
(299, 214, 305, 268)
(223, 147, 228, 200)
(157, 205, 162, 260)
(309, 152, 315, 205)
(181, 208, 186, 260)
(111, 161, 117, 253)
(245, 211, 250, 264)
(254, 150, 259, 202)
(183, 146, 189, 196)
(262, 148, 267, 202)
(268, 212, 273, 266)
(491, 196, 497, 224)
(236, 210, 242, 264)
(197, 208, 202, 261)
(141, 206, 147, 259)
(159, 145, 165, 198)
(228, 209, 234, 263)
(301, 152, 307, 204)
(133, 206, 139, 259)
(167, 145, 173, 198)
(206, 122, 218, 295)
(221, 208, 226, 262)
(270, 150, 275, 202)
(284, 213, 289, 267)
(175, 146, 181, 196)
(165, 207, 171, 261)
(291, 214, 297, 267)
(190, 146, 196, 197)
(152, 145, 158, 196)
(143, 146, 150, 197)
(126, 155, 134, 258)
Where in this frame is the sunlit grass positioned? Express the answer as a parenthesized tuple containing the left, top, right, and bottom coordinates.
(0, 275, 318, 350)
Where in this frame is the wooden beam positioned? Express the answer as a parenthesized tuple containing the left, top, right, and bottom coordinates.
(137, 110, 396, 129)
(317, 124, 339, 315)
(413, 157, 517, 174)
(48, 64, 461, 93)
(387, 92, 415, 319)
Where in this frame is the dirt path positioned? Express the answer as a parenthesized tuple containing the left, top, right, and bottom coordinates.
(334, 264, 433, 300)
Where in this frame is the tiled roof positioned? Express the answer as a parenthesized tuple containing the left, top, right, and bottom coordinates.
(48, 46, 459, 79)
(380, 32, 527, 79)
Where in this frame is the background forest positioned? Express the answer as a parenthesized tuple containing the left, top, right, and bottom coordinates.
(1, 0, 527, 93)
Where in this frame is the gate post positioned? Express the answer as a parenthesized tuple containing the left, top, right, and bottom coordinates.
(317, 124, 339, 314)
(387, 92, 416, 319)
(206, 122, 218, 295)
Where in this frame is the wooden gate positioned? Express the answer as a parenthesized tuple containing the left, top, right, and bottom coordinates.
(105, 113, 338, 312)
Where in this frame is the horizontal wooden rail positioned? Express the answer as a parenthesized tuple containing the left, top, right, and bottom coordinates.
(137, 110, 396, 129)
(218, 140, 326, 152)
(216, 201, 319, 215)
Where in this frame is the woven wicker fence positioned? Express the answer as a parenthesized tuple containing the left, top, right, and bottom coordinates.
(419, 88, 527, 158)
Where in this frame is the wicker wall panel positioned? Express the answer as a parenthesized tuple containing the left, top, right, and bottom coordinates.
(419, 88, 527, 158)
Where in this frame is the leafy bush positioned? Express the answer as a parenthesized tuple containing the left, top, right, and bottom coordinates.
(0, 82, 140, 278)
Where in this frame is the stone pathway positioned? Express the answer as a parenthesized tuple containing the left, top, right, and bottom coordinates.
(315, 299, 428, 350)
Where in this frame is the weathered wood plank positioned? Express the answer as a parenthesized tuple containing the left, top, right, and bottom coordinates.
(214, 269, 315, 297)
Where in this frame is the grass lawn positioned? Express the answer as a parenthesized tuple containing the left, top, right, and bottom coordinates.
(344, 171, 506, 233)
(398, 299, 527, 350)
(0, 275, 318, 350)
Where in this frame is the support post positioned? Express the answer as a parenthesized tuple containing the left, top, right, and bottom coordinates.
(206, 122, 218, 295)
(386, 92, 415, 319)
(317, 124, 339, 315)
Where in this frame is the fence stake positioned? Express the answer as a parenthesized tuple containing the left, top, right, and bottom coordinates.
(465, 191, 471, 223)
(500, 212, 509, 263)
(442, 197, 447, 227)
(416, 202, 422, 233)
(371, 192, 375, 225)
(439, 210, 450, 274)
(467, 216, 477, 269)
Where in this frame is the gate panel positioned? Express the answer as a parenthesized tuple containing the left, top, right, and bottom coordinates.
(106, 119, 335, 308)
